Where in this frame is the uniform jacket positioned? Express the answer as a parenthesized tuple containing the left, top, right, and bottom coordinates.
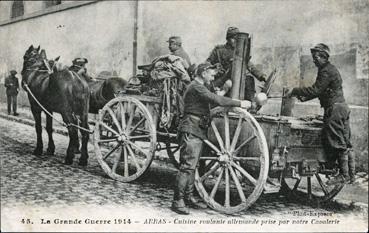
(206, 43, 266, 81)
(4, 75, 19, 96)
(178, 79, 240, 139)
(291, 61, 345, 109)
(172, 47, 191, 68)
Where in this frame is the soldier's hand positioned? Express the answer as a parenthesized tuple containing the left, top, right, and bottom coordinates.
(240, 100, 252, 109)
(284, 89, 294, 98)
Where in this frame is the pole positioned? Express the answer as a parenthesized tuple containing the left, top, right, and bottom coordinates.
(230, 33, 250, 99)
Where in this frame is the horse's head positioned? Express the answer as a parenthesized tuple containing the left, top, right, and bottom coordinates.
(22, 45, 43, 69)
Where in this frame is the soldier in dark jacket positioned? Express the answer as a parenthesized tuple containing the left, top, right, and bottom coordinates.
(207, 27, 267, 100)
(69, 58, 94, 82)
(167, 36, 192, 69)
(171, 63, 251, 215)
(4, 70, 19, 116)
(286, 43, 355, 185)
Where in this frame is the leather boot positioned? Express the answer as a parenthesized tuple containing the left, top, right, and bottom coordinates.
(326, 151, 349, 186)
(171, 199, 189, 215)
(172, 171, 190, 215)
(184, 170, 207, 209)
(347, 149, 356, 184)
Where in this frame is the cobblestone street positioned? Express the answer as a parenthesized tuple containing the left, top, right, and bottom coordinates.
(1, 118, 367, 232)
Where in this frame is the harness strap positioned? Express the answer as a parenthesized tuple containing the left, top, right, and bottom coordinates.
(23, 83, 93, 134)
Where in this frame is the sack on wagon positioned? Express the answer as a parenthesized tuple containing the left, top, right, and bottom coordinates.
(150, 55, 190, 83)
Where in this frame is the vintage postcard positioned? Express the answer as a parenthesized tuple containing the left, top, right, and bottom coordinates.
(0, 0, 368, 232)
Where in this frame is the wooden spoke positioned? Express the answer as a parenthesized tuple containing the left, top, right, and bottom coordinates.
(123, 146, 129, 177)
(203, 140, 221, 155)
(119, 102, 126, 131)
(200, 163, 220, 182)
(106, 107, 122, 134)
(225, 167, 230, 207)
(231, 161, 257, 186)
(233, 135, 256, 155)
(233, 156, 260, 161)
(307, 177, 312, 200)
(224, 114, 230, 151)
(126, 140, 149, 159)
(97, 138, 118, 143)
(100, 122, 120, 136)
(199, 157, 219, 161)
(210, 167, 224, 199)
(292, 179, 301, 191)
(103, 143, 121, 160)
(230, 117, 243, 152)
(211, 121, 226, 152)
(129, 118, 146, 134)
(126, 104, 137, 131)
(129, 135, 151, 140)
(229, 165, 247, 203)
(112, 147, 122, 173)
(126, 144, 142, 171)
(315, 174, 329, 195)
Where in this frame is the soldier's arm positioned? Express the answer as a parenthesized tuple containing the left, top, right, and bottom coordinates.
(16, 79, 20, 88)
(196, 84, 240, 107)
(206, 47, 219, 65)
(292, 70, 331, 99)
(4, 78, 11, 87)
(248, 62, 267, 82)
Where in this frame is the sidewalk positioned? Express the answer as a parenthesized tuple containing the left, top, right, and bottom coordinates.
(0, 102, 367, 209)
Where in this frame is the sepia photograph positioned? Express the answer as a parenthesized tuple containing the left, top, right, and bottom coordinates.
(0, 0, 368, 232)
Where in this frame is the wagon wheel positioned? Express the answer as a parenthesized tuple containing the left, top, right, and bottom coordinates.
(166, 142, 181, 169)
(195, 107, 269, 214)
(281, 169, 345, 204)
(94, 96, 156, 182)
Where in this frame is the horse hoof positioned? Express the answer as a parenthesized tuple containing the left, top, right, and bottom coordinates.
(64, 159, 73, 165)
(78, 160, 88, 167)
(32, 149, 43, 156)
(46, 149, 55, 156)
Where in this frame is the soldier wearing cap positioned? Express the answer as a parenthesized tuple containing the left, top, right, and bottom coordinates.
(4, 70, 19, 116)
(69, 58, 94, 82)
(207, 26, 267, 100)
(286, 43, 355, 185)
(167, 36, 191, 68)
(171, 62, 252, 215)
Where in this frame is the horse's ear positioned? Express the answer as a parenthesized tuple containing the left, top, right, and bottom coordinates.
(40, 49, 47, 59)
(54, 56, 60, 62)
(36, 45, 40, 52)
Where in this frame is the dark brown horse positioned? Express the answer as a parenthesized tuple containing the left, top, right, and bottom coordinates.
(21, 45, 90, 166)
(85, 77, 128, 113)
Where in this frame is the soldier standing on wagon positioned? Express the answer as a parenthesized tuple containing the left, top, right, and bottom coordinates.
(4, 70, 19, 116)
(286, 43, 355, 185)
(167, 36, 192, 69)
(171, 62, 252, 215)
(207, 26, 267, 100)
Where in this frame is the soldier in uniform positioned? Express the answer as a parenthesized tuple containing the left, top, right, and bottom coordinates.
(167, 36, 192, 69)
(286, 43, 355, 185)
(171, 62, 252, 215)
(207, 26, 267, 100)
(69, 58, 94, 82)
(4, 70, 19, 116)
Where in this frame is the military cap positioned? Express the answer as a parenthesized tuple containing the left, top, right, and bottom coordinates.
(10, 70, 17, 75)
(72, 58, 88, 65)
(310, 43, 330, 57)
(167, 36, 182, 45)
(226, 26, 240, 39)
(196, 62, 217, 76)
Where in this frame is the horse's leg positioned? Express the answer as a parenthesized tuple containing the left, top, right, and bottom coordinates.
(31, 106, 43, 156)
(62, 113, 78, 165)
(45, 113, 55, 155)
(78, 113, 90, 166)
